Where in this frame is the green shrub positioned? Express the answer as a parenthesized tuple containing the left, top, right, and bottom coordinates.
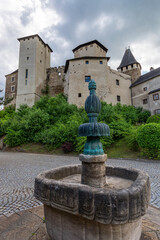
(125, 128, 139, 151)
(137, 123, 160, 159)
(147, 114, 160, 124)
(137, 110, 151, 123)
(109, 120, 131, 140)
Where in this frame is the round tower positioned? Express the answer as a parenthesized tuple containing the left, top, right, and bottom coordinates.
(117, 48, 141, 84)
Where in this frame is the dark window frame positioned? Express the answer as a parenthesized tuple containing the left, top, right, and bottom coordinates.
(143, 98, 148, 104)
(153, 93, 159, 101)
(116, 79, 119, 86)
(85, 75, 91, 82)
(117, 95, 121, 102)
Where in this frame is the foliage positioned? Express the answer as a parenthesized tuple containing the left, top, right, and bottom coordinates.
(147, 114, 160, 124)
(62, 142, 74, 153)
(137, 123, 160, 159)
(125, 128, 139, 151)
(137, 110, 151, 123)
(109, 119, 131, 140)
(0, 94, 154, 157)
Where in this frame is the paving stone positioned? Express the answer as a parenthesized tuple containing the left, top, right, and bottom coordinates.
(0, 152, 159, 217)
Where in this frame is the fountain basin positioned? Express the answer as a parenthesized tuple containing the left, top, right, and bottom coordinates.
(34, 164, 150, 240)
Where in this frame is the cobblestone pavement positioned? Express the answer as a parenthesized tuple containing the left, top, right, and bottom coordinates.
(0, 152, 159, 217)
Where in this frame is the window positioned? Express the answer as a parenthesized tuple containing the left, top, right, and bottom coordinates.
(11, 76, 15, 83)
(143, 87, 147, 91)
(99, 61, 103, 64)
(117, 95, 121, 102)
(153, 93, 159, 101)
(143, 99, 148, 104)
(116, 79, 119, 85)
(85, 47, 88, 50)
(131, 64, 133, 68)
(25, 79, 27, 85)
(78, 93, 81, 97)
(85, 61, 89, 64)
(126, 66, 128, 70)
(27, 57, 29, 60)
(58, 72, 61, 76)
(40, 60, 42, 63)
(25, 69, 28, 78)
(121, 67, 123, 71)
(85, 76, 91, 82)
(155, 109, 160, 114)
(11, 85, 15, 92)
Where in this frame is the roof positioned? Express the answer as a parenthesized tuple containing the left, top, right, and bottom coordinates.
(149, 88, 160, 95)
(117, 48, 140, 70)
(72, 40, 108, 53)
(131, 67, 160, 88)
(5, 69, 18, 77)
(17, 34, 53, 52)
(64, 56, 110, 73)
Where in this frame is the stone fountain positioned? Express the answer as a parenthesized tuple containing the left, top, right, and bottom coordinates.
(34, 80, 150, 240)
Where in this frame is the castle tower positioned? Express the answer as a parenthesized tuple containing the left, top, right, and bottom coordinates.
(16, 34, 52, 109)
(117, 48, 141, 84)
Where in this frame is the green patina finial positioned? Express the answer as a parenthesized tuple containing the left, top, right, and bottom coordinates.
(79, 80, 110, 155)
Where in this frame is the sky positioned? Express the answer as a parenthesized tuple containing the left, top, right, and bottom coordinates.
(0, 0, 160, 98)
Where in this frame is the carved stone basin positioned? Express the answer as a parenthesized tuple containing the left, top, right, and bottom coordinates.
(34, 162, 150, 240)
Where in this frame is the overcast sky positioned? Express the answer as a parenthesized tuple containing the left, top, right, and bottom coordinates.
(0, 0, 160, 97)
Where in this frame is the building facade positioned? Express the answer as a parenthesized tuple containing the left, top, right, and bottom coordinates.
(4, 35, 160, 114)
(16, 34, 52, 109)
(5, 69, 18, 106)
(64, 40, 131, 108)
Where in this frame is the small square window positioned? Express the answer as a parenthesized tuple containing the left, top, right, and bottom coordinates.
(11, 76, 15, 83)
(116, 79, 119, 85)
(11, 86, 15, 92)
(153, 93, 159, 101)
(143, 99, 148, 104)
(27, 57, 29, 60)
(99, 61, 103, 64)
(126, 66, 128, 70)
(85, 76, 91, 82)
(58, 72, 61, 76)
(40, 60, 42, 63)
(85, 61, 89, 64)
(78, 93, 81, 97)
(117, 95, 121, 102)
(143, 87, 147, 91)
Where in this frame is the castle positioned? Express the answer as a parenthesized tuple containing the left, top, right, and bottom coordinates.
(5, 34, 160, 115)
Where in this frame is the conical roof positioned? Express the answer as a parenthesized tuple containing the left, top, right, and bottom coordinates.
(117, 48, 141, 70)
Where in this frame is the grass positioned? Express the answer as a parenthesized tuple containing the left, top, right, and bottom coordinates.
(5, 139, 147, 159)
(106, 138, 142, 159)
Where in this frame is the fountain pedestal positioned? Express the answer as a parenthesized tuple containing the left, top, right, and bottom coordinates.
(34, 80, 150, 240)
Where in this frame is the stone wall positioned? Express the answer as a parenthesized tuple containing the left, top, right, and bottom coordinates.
(74, 43, 106, 58)
(5, 70, 18, 105)
(66, 57, 131, 107)
(47, 66, 65, 96)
